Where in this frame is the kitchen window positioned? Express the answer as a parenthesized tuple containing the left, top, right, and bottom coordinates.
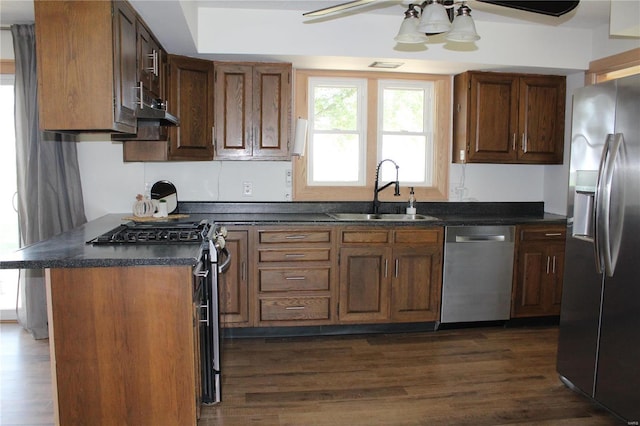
(307, 77, 367, 186)
(293, 69, 451, 201)
(378, 80, 434, 186)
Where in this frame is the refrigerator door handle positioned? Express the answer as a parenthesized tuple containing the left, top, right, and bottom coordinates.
(593, 136, 610, 274)
(595, 133, 624, 277)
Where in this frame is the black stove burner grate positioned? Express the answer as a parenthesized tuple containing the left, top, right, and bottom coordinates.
(89, 220, 212, 245)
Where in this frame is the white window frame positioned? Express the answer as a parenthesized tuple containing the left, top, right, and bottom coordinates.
(307, 77, 368, 186)
(377, 79, 434, 186)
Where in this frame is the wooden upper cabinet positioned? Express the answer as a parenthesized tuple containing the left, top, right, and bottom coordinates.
(214, 62, 292, 160)
(35, 0, 138, 133)
(517, 75, 566, 163)
(453, 71, 565, 164)
(166, 55, 215, 161)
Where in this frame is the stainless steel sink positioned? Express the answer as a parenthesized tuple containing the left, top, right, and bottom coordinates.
(326, 213, 440, 221)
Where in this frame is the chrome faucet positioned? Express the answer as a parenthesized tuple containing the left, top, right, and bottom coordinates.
(372, 159, 401, 214)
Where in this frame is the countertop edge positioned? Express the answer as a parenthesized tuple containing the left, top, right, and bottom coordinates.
(0, 208, 567, 270)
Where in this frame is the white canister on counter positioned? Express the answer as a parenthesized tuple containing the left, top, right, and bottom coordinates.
(153, 200, 168, 218)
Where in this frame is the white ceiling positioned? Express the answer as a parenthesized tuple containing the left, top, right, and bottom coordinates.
(0, 0, 626, 74)
(0, 0, 613, 28)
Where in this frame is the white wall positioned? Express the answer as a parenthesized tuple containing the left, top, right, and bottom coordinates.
(3, 13, 639, 221)
(76, 137, 292, 220)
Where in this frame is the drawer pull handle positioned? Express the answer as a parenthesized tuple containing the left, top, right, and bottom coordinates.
(285, 306, 305, 310)
(545, 233, 562, 237)
(285, 235, 308, 240)
(285, 254, 306, 258)
(285, 276, 306, 280)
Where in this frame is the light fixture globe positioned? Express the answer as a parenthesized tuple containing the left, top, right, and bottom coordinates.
(395, 6, 428, 44)
(417, 1, 452, 34)
(445, 4, 480, 42)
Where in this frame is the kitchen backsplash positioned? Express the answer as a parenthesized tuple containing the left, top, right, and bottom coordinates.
(76, 137, 568, 221)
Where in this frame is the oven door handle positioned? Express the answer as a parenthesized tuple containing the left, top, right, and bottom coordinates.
(193, 260, 209, 278)
(217, 247, 232, 274)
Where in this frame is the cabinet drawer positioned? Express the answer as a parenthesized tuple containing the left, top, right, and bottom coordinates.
(394, 228, 442, 244)
(260, 297, 330, 321)
(258, 248, 330, 262)
(258, 230, 331, 244)
(519, 227, 566, 241)
(259, 268, 330, 292)
(341, 230, 390, 244)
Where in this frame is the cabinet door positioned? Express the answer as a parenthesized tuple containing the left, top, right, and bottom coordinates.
(35, 1, 137, 133)
(513, 241, 546, 317)
(137, 21, 162, 100)
(214, 63, 254, 159)
(112, 1, 138, 131)
(167, 55, 214, 160)
(252, 64, 291, 159)
(517, 75, 565, 164)
(547, 243, 565, 314)
(219, 230, 250, 326)
(391, 246, 442, 322)
(467, 72, 518, 163)
(338, 247, 390, 322)
(513, 241, 565, 317)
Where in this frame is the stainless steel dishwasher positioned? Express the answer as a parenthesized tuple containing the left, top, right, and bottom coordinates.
(440, 225, 515, 324)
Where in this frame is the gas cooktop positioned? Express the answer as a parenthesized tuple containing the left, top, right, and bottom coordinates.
(88, 220, 212, 245)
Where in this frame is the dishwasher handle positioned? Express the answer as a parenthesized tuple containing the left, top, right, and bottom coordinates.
(455, 235, 506, 242)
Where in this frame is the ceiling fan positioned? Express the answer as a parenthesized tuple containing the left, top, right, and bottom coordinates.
(303, 0, 580, 18)
(303, 0, 579, 44)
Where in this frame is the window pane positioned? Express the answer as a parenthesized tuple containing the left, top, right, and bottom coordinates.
(379, 80, 433, 186)
(313, 86, 358, 131)
(311, 134, 360, 183)
(383, 88, 424, 132)
(381, 135, 430, 184)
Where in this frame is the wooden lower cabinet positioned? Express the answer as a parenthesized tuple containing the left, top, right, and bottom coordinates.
(45, 266, 199, 425)
(512, 224, 566, 317)
(254, 227, 336, 326)
(338, 227, 443, 323)
(392, 245, 443, 322)
(339, 246, 390, 322)
(219, 229, 250, 327)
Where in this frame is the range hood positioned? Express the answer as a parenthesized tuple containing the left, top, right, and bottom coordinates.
(135, 106, 180, 126)
(111, 106, 179, 141)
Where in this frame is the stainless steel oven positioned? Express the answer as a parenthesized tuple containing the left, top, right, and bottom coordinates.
(198, 230, 230, 404)
(89, 220, 230, 404)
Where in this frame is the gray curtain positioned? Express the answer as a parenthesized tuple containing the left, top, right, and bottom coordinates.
(12, 24, 87, 339)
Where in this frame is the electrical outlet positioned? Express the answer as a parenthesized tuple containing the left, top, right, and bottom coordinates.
(285, 169, 292, 187)
(242, 181, 253, 197)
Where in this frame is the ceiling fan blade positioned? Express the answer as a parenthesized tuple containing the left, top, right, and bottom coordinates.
(303, 0, 378, 17)
(476, 0, 580, 17)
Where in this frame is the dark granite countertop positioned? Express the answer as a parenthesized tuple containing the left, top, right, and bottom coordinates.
(0, 201, 566, 270)
(0, 215, 206, 269)
(182, 201, 566, 227)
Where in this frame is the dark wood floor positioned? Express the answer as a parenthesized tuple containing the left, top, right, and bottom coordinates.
(1, 322, 620, 425)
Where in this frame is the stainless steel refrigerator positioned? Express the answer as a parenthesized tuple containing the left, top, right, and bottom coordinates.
(557, 73, 640, 423)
